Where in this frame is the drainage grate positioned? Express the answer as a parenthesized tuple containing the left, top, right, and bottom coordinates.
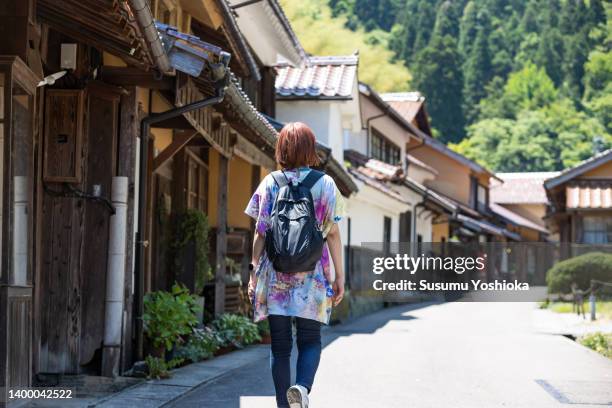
(536, 379, 612, 405)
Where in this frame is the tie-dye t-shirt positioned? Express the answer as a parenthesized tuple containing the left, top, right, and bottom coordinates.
(245, 167, 346, 324)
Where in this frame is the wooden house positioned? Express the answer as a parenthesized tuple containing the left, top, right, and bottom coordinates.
(544, 149, 612, 243)
(382, 92, 519, 244)
(0, 0, 310, 400)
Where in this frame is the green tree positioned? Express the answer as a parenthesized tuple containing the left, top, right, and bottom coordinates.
(584, 50, 612, 100)
(433, 0, 460, 38)
(353, 0, 401, 31)
(520, 1, 539, 33)
(412, 34, 465, 142)
(563, 30, 590, 99)
(463, 24, 492, 123)
(534, 28, 564, 86)
(459, 1, 478, 58)
(480, 62, 558, 119)
(588, 0, 606, 27)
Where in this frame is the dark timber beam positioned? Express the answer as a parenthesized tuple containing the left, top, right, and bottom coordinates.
(99, 67, 174, 90)
(215, 155, 229, 315)
(152, 131, 198, 172)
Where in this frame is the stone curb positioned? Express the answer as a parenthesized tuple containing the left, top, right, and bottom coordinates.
(92, 345, 270, 408)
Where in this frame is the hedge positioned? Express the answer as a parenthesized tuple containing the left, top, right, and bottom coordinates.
(546, 252, 612, 294)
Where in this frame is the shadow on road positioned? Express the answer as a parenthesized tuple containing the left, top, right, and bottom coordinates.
(166, 301, 438, 408)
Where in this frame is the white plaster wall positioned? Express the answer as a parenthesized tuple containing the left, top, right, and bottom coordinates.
(344, 128, 368, 154)
(327, 104, 345, 162)
(276, 101, 332, 147)
(346, 187, 404, 246)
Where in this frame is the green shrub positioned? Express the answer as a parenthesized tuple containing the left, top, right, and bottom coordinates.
(142, 283, 201, 353)
(174, 327, 223, 363)
(579, 332, 612, 359)
(212, 314, 261, 348)
(546, 252, 612, 294)
(145, 355, 184, 380)
(257, 319, 270, 336)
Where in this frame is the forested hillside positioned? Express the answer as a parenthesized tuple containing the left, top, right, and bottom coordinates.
(279, 0, 411, 92)
(285, 0, 612, 172)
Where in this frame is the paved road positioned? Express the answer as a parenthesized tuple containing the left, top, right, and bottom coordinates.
(167, 302, 612, 408)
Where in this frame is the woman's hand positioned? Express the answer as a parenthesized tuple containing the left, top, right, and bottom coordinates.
(332, 277, 345, 306)
(248, 272, 257, 300)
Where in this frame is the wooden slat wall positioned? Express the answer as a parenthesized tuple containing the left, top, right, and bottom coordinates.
(7, 289, 32, 388)
(39, 85, 119, 374)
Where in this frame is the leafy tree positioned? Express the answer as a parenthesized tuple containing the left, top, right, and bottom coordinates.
(480, 62, 558, 118)
(584, 50, 612, 100)
(412, 34, 465, 142)
(588, 0, 606, 27)
(412, 1, 437, 54)
(563, 30, 590, 100)
(534, 28, 564, 86)
(463, 24, 492, 122)
(433, 0, 460, 38)
(459, 1, 478, 58)
(353, 0, 401, 31)
(520, 1, 539, 33)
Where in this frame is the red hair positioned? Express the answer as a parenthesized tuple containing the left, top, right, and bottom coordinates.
(275, 122, 320, 169)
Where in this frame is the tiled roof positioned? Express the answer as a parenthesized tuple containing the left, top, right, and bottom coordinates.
(490, 203, 549, 234)
(566, 180, 612, 209)
(456, 213, 520, 240)
(275, 54, 358, 99)
(348, 167, 409, 204)
(381, 92, 425, 123)
(344, 149, 408, 203)
(545, 149, 612, 189)
(491, 172, 559, 204)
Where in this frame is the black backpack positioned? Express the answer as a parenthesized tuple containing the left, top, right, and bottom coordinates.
(265, 169, 325, 273)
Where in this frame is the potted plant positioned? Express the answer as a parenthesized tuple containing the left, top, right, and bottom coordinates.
(142, 283, 201, 359)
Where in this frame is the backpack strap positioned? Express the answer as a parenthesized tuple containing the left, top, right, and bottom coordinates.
(270, 170, 289, 188)
(301, 169, 325, 189)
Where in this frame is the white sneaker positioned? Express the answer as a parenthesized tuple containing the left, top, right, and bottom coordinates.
(287, 384, 309, 408)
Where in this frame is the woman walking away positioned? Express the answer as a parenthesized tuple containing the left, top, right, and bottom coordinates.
(245, 122, 345, 408)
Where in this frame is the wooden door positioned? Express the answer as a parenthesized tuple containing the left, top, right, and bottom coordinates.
(38, 84, 119, 374)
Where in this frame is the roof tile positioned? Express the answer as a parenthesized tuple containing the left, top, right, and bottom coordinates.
(490, 172, 559, 204)
(276, 55, 358, 99)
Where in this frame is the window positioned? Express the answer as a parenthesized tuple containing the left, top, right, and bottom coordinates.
(399, 211, 411, 243)
(582, 216, 612, 244)
(383, 216, 392, 253)
(470, 176, 488, 212)
(185, 149, 208, 212)
(370, 128, 400, 165)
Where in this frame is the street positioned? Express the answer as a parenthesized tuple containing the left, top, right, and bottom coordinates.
(168, 302, 612, 408)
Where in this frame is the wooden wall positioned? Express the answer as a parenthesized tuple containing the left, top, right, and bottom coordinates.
(38, 84, 119, 374)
